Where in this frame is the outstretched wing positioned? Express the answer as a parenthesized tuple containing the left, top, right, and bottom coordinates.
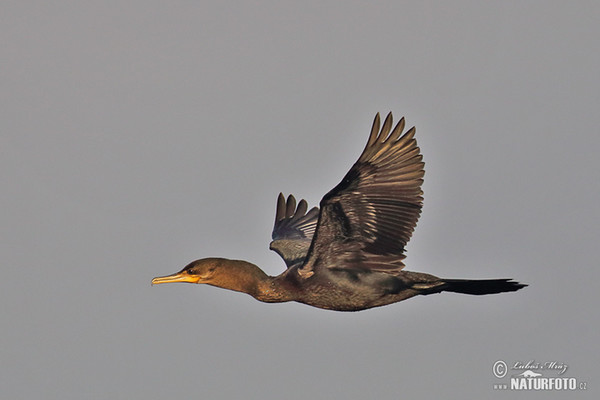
(269, 193, 319, 268)
(300, 112, 424, 276)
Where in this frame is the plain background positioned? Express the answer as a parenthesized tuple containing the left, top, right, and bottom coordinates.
(2, 1, 599, 399)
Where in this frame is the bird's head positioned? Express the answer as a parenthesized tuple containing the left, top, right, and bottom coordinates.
(151, 258, 222, 285)
(151, 257, 268, 296)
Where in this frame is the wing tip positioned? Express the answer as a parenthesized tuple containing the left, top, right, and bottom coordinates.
(360, 112, 418, 163)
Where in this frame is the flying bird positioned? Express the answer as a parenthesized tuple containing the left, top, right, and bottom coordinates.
(152, 113, 526, 311)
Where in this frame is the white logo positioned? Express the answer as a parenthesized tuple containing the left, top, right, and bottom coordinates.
(492, 360, 587, 391)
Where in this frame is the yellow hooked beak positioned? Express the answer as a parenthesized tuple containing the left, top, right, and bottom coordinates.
(151, 272, 201, 285)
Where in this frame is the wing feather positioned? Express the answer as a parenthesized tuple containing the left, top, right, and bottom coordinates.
(270, 193, 319, 268)
(301, 113, 424, 276)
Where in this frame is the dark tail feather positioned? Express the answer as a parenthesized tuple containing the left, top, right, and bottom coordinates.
(429, 278, 527, 295)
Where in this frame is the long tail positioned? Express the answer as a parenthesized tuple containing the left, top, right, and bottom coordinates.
(424, 278, 527, 296)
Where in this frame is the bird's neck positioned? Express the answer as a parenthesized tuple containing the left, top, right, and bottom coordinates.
(209, 259, 292, 303)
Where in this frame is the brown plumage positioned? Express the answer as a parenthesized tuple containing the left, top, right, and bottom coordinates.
(152, 113, 526, 311)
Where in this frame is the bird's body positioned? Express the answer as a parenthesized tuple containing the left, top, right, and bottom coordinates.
(152, 113, 526, 311)
(273, 266, 442, 311)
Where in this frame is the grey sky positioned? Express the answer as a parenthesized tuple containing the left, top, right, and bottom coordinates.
(2, 1, 598, 399)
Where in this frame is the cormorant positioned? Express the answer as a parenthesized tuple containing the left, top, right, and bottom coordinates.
(152, 113, 526, 311)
